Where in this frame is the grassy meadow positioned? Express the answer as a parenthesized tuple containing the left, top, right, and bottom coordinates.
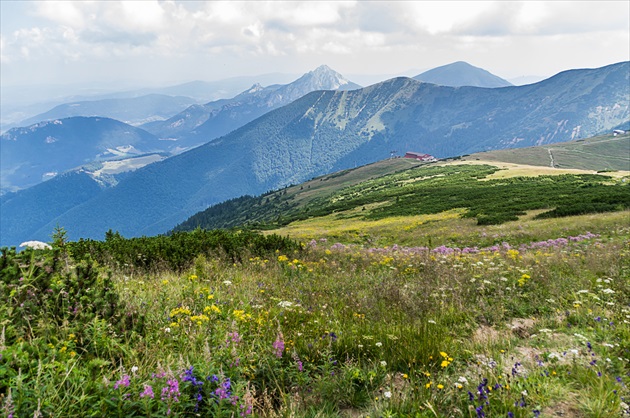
(1, 148, 630, 416)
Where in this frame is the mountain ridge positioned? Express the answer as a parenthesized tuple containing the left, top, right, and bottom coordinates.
(16, 94, 199, 128)
(141, 65, 362, 150)
(0, 117, 164, 192)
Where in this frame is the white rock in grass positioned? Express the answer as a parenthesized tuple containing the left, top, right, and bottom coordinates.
(19, 241, 52, 250)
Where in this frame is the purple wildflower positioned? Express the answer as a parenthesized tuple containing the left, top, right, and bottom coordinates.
(477, 378, 488, 401)
(511, 362, 521, 376)
(273, 332, 285, 358)
(140, 385, 154, 399)
(214, 378, 232, 400)
(292, 351, 304, 372)
(227, 332, 241, 345)
(114, 374, 131, 389)
(182, 366, 204, 411)
(476, 405, 485, 417)
(161, 379, 180, 402)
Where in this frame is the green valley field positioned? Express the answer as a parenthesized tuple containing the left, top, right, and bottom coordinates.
(1, 134, 629, 417)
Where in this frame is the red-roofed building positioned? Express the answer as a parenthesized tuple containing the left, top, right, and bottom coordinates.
(403, 151, 437, 162)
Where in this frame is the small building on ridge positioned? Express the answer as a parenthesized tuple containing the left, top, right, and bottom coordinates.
(403, 151, 437, 162)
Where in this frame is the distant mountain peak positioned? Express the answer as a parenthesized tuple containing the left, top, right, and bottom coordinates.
(247, 83, 265, 93)
(414, 61, 513, 88)
(295, 65, 361, 91)
(310, 64, 335, 74)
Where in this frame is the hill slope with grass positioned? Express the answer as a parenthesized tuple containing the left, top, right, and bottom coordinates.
(461, 132, 630, 171)
(173, 133, 630, 237)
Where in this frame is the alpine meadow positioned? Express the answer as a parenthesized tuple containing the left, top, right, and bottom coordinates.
(1, 1, 630, 416)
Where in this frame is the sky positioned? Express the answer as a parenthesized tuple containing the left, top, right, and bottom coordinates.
(1, 0, 629, 92)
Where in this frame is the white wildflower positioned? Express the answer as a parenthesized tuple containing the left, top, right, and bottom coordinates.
(19, 240, 52, 250)
(277, 301, 294, 308)
(577, 289, 589, 294)
(601, 288, 615, 294)
(222, 280, 232, 286)
(383, 391, 392, 398)
(458, 376, 468, 384)
(428, 319, 437, 324)
(375, 342, 383, 347)
(131, 366, 139, 374)
(380, 361, 387, 367)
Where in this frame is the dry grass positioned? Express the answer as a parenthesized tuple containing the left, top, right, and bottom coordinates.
(439, 159, 630, 179)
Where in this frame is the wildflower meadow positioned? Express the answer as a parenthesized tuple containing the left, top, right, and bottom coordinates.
(1, 209, 629, 417)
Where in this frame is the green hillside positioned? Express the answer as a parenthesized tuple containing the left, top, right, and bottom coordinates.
(461, 132, 630, 171)
(173, 132, 630, 238)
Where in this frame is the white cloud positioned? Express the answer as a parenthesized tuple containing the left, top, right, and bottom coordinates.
(1, 1, 628, 87)
(36, 1, 87, 29)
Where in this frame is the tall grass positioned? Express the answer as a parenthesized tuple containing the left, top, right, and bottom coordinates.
(1, 216, 629, 416)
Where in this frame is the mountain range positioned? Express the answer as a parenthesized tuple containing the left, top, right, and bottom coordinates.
(0, 72, 301, 132)
(1, 61, 627, 247)
(1, 66, 362, 195)
(0, 117, 164, 192)
(141, 65, 362, 150)
(16, 94, 199, 128)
